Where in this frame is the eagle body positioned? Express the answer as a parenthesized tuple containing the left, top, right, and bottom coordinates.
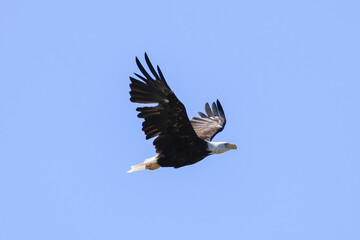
(157, 138, 209, 168)
(127, 53, 237, 173)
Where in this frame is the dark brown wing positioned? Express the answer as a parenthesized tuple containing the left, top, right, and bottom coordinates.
(129, 53, 207, 168)
(190, 100, 226, 141)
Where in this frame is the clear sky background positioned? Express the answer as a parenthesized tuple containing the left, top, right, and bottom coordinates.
(1, 0, 359, 239)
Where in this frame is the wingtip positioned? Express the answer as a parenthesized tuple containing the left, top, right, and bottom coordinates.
(217, 99, 223, 109)
(135, 52, 148, 61)
(198, 111, 207, 118)
(212, 102, 219, 116)
(205, 102, 213, 116)
(216, 100, 225, 118)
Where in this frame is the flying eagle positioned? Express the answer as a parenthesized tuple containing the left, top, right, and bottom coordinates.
(128, 53, 237, 173)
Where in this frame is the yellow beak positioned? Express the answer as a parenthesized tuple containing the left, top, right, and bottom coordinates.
(229, 144, 237, 150)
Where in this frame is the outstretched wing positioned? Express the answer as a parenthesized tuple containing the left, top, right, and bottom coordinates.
(190, 100, 226, 141)
(129, 53, 206, 167)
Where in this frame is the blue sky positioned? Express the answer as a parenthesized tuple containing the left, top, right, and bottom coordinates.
(1, 0, 359, 239)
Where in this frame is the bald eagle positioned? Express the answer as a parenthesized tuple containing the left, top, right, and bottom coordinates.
(128, 53, 237, 173)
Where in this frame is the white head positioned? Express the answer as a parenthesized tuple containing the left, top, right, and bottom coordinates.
(207, 141, 237, 155)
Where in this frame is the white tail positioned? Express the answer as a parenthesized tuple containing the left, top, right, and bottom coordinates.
(127, 163, 147, 173)
(127, 155, 160, 173)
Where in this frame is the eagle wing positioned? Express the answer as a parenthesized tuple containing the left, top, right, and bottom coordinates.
(129, 53, 206, 167)
(190, 100, 226, 141)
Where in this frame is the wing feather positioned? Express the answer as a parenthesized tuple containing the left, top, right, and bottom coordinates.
(145, 53, 161, 80)
(205, 103, 213, 116)
(129, 53, 206, 167)
(190, 100, 227, 141)
(198, 112, 207, 118)
(212, 102, 219, 116)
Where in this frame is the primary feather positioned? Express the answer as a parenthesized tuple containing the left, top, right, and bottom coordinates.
(190, 100, 226, 141)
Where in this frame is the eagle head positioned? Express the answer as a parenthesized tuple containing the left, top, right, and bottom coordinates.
(207, 141, 237, 155)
